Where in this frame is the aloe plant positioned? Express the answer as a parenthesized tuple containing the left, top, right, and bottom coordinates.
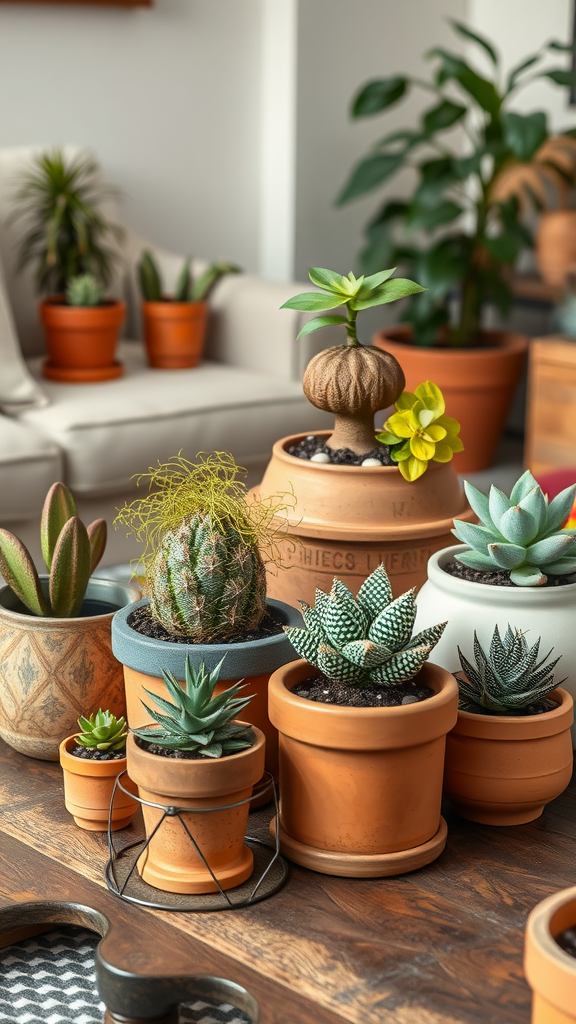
(0, 482, 106, 617)
(138, 250, 241, 303)
(76, 709, 128, 751)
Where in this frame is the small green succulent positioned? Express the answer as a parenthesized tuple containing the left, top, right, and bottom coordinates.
(453, 470, 576, 586)
(66, 273, 104, 307)
(138, 250, 241, 303)
(456, 625, 563, 715)
(284, 564, 446, 687)
(76, 709, 128, 751)
(132, 656, 255, 758)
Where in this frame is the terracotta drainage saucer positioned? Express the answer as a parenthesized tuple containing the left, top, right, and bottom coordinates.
(270, 816, 448, 878)
(42, 360, 124, 382)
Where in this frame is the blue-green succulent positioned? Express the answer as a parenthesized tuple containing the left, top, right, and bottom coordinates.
(453, 470, 576, 587)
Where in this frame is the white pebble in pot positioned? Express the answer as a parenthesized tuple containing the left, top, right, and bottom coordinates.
(311, 452, 330, 463)
(361, 458, 383, 467)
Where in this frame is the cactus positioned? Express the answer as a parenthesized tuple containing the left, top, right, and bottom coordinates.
(284, 563, 446, 687)
(66, 273, 103, 307)
(137, 250, 241, 304)
(0, 482, 106, 617)
(456, 625, 563, 714)
(453, 470, 576, 586)
(132, 655, 255, 757)
(76, 709, 128, 751)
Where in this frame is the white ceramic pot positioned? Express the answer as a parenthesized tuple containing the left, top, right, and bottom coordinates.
(415, 545, 576, 746)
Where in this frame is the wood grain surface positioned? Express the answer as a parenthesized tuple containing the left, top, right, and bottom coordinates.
(0, 737, 574, 1023)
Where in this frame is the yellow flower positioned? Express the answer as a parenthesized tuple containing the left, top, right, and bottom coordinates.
(376, 380, 463, 482)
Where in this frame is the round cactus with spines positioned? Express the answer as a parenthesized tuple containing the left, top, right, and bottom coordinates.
(66, 273, 103, 307)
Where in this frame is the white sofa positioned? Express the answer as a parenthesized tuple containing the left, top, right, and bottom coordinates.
(0, 145, 332, 566)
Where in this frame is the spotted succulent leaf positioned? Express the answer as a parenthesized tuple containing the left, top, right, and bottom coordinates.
(317, 643, 366, 685)
(356, 564, 393, 618)
(457, 624, 564, 714)
(284, 625, 324, 664)
(320, 579, 368, 646)
(340, 639, 393, 668)
(368, 589, 416, 648)
(369, 645, 432, 685)
(406, 621, 447, 651)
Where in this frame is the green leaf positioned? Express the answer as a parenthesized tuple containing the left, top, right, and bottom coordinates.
(407, 200, 462, 232)
(357, 267, 396, 293)
(449, 19, 498, 64)
(308, 267, 349, 293)
(509, 565, 547, 587)
(49, 516, 91, 617)
(40, 482, 76, 572)
(423, 100, 467, 135)
(174, 257, 191, 301)
(336, 152, 405, 205)
(484, 233, 522, 265)
(0, 528, 50, 616)
(502, 111, 547, 161)
(352, 76, 408, 117)
(281, 291, 344, 312)
(506, 54, 541, 93)
(375, 130, 424, 151)
(539, 69, 576, 88)
(488, 542, 526, 570)
(350, 278, 425, 310)
(428, 48, 501, 115)
(548, 40, 573, 52)
(296, 315, 347, 339)
(87, 519, 107, 573)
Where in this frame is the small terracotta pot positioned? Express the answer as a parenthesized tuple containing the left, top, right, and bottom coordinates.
(373, 326, 527, 472)
(40, 296, 125, 383)
(525, 886, 576, 1024)
(59, 735, 138, 831)
(444, 688, 574, 825)
(254, 432, 474, 606)
(268, 659, 458, 877)
(142, 300, 208, 368)
(126, 727, 265, 894)
(536, 211, 576, 290)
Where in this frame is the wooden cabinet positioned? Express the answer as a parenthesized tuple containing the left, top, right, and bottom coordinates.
(525, 336, 576, 475)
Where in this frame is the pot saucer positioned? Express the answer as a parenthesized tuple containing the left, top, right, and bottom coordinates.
(42, 360, 124, 383)
(270, 816, 448, 877)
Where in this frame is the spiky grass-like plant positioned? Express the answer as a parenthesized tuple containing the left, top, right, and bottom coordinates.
(115, 452, 292, 642)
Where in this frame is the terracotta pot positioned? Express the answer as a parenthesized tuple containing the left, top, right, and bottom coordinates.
(142, 300, 208, 369)
(112, 597, 301, 784)
(444, 688, 573, 825)
(59, 735, 138, 831)
(525, 886, 576, 1024)
(373, 326, 527, 472)
(268, 659, 458, 877)
(415, 545, 576, 747)
(254, 432, 474, 606)
(536, 211, 576, 291)
(126, 727, 265, 893)
(0, 578, 140, 761)
(40, 296, 125, 383)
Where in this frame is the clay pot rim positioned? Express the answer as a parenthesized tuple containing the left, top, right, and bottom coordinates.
(273, 431, 449, 476)
(59, 735, 127, 777)
(142, 298, 207, 311)
(374, 324, 529, 358)
(454, 687, 573, 739)
(428, 545, 576, 604)
(0, 578, 140, 627)
(41, 295, 125, 310)
(525, 886, 576, 1018)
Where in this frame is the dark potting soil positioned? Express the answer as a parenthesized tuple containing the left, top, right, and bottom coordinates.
(293, 675, 435, 707)
(70, 745, 125, 761)
(136, 734, 254, 760)
(443, 559, 574, 588)
(557, 927, 576, 959)
(457, 694, 559, 717)
(286, 434, 394, 466)
(127, 605, 284, 645)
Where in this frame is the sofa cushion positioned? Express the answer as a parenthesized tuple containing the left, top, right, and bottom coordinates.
(20, 341, 330, 496)
(0, 415, 62, 522)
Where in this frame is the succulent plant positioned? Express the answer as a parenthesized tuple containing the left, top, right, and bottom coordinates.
(284, 563, 446, 687)
(132, 656, 255, 758)
(377, 380, 463, 481)
(138, 250, 241, 303)
(456, 625, 564, 715)
(76, 709, 128, 751)
(0, 482, 106, 617)
(66, 273, 104, 307)
(453, 470, 576, 586)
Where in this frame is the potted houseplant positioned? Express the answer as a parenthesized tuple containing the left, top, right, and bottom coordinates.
(414, 470, 576, 743)
(60, 709, 138, 831)
(255, 267, 473, 607)
(0, 482, 139, 760)
(338, 23, 576, 470)
(127, 657, 264, 894)
(525, 886, 576, 1024)
(268, 563, 457, 877)
(444, 625, 573, 825)
(11, 149, 125, 383)
(138, 250, 240, 369)
(111, 452, 301, 785)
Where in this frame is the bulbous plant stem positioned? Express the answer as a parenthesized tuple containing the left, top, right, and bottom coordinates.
(328, 411, 378, 454)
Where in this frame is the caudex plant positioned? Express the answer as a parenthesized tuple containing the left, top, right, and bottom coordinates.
(282, 266, 424, 454)
(138, 251, 241, 304)
(377, 379, 463, 481)
(115, 452, 290, 643)
(132, 656, 255, 758)
(75, 709, 128, 752)
(456, 625, 563, 715)
(0, 482, 106, 617)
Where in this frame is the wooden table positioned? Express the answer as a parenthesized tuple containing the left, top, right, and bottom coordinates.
(0, 738, 574, 1024)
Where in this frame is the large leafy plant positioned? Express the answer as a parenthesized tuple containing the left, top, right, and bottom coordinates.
(338, 21, 576, 346)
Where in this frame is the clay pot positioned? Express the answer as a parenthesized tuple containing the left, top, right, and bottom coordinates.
(40, 296, 125, 383)
(255, 432, 474, 606)
(444, 688, 573, 825)
(525, 886, 576, 1024)
(373, 326, 527, 472)
(0, 578, 140, 761)
(126, 727, 265, 894)
(536, 211, 576, 291)
(112, 597, 301, 784)
(142, 300, 208, 369)
(414, 545, 576, 747)
(268, 659, 458, 877)
(59, 735, 138, 831)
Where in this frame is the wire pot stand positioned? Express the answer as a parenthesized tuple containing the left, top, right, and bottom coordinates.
(105, 770, 289, 912)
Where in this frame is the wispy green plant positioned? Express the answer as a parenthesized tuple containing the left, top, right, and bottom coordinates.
(457, 625, 563, 714)
(137, 250, 241, 303)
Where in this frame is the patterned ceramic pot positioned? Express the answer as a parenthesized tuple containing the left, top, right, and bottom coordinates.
(0, 578, 140, 761)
